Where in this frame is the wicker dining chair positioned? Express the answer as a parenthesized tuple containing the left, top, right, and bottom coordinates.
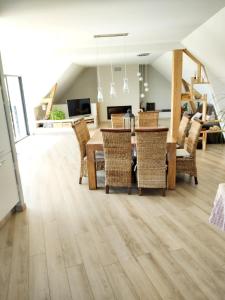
(176, 119, 202, 184)
(111, 114, 125, 128)
(72, 118, 104, 184)
(135, 127, 169, 196)
(101, 128, 132, 194)
(177, 113, 190, 148)
(138, 111, 159, 127)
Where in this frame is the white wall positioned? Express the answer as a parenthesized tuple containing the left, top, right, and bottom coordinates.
(146, 65, 171, 110)
(151, 51, 218, 114)
(151, 7, 225, 116)
(58, 67, 97, 104)
(98, 64, 139, 122)
(182, 7, 225, 113)
(54, 64, 84, 103)
(1, 49, 78, 132)
(55, 63, 171, 121)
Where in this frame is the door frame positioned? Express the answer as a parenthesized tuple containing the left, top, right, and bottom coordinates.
(4, 74, 30, 142)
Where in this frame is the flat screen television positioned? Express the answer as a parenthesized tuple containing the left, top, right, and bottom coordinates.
(67, 98, 91, 117)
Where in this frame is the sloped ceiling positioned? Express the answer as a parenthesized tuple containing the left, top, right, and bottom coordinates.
(151, 7, 225, 111)
(54, 64, 83, 103)
(0, 0, 224, 65)
(0, 1, 224, 107)
(182, 7, 225, 110)
(182, 7, 225, 83)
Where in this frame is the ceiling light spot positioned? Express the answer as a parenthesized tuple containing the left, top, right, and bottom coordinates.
(137, 53, 151, 57)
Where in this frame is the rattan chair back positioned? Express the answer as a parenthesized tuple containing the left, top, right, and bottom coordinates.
(138, 111, 159, 127)
(111, 114, 125, 128)
(135, 127, 168, 193)
(177, 114, 190, 147)
(185, 119, 202, 156)
(101, 128, 132, 193)
(72, 118, 90, 158)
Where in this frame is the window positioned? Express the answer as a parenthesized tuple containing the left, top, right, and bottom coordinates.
(5, 76, 29, 142)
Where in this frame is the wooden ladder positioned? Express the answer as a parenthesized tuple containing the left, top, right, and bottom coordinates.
(181, 49, 209, 122)
(42, 83, 58, 120)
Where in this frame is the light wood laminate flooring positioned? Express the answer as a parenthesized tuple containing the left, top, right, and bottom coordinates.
(1, 129, 225, 300)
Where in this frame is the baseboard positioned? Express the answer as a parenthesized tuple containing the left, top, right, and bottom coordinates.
(14, 202, 27, 213)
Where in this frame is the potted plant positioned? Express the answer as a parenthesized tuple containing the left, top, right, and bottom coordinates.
(49, 109, 65, 120)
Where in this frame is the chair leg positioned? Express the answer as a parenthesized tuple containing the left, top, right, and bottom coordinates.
(194, 176, 198, 185)
(162, 188, 166, 197)
(138, 188, 142, 196)
(79, 177, 82, 184)
(105, 185, 109, 194)
(128, 187, 131, 195)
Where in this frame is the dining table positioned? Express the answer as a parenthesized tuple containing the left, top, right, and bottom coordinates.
(86, 129, 177, 190)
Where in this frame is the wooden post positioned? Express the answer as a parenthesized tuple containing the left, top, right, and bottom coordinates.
(170, 49, 183, 140)
(197, 64, 202, 82)
(167, 141, 177, 190)
(44, 83, 57, 120)
(202, 94, 207, 122)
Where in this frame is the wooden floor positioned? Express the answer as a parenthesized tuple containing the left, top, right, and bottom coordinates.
(1, 128, 225, 300)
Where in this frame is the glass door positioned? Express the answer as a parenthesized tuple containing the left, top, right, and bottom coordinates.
(5, 76, 29, 142)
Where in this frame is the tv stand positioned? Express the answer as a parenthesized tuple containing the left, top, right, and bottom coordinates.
(36, 102, 99, 129)
(36, 115, 97, 128)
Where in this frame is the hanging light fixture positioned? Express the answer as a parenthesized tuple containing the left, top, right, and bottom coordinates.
(144, 62, 148, 86)
(96, 39, 104, 102)
(94, 32, 129, 98)
(97, 85, 104, 102)
(140, 65, 145, 99)
(144, 66, 149, 92)
(110, 62, 116, 97)
(144, 65, 149, 92)
(97, 64, 104, 102)
(123, 36, 129, 94)
(123, 77, 129, 94)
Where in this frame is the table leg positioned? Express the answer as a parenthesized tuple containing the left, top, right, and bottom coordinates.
(202, 131, 207, 151)
(167, 142, 176, 190)
(86, 146, 97, 190)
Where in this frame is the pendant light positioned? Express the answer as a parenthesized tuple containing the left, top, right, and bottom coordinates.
(96, 39, 104, 102)
(94, 32, 129, 98)
(97, 85, 104, 102)
(123, 77, 129, 94)
(137, 71, 141, 77)
(140, 65, 145, 99)
(97, 63, 104, 102)
(110, 62, 116, 97)
(144, 65, 149, 92)
(123, 63, 130, 94)
(123, 36, 129, 94)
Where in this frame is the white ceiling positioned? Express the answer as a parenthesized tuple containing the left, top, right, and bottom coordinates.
(0, 0, 224, 65)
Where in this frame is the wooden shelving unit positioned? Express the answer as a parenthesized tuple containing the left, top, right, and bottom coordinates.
(171, 49, 223, 151)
